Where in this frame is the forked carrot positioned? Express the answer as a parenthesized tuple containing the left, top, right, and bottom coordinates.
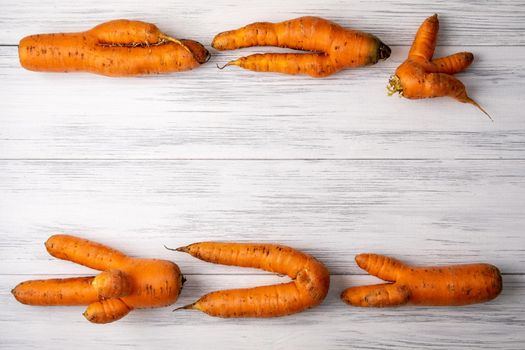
(12, 235, 184, 323)
(387, 14, 492, 120)
(213, 16, 391, 77)
(19, 19, 209, 76)
(341, 254, 502, 307)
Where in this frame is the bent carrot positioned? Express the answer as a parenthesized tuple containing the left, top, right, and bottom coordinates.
(12, 234, 184, 323)
(387, 14, 491, 119)
(213, 16, 391, 77)
(341, 254, 502, 307)
(19, 19, 209, 76)
(171, 242, 330, 317)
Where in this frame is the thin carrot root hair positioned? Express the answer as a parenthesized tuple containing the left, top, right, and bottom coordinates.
(174, 303, 196, 311)
(158, 33, 190, 53)
(464, 97, 493, 121)
(216, 61, 237, 70)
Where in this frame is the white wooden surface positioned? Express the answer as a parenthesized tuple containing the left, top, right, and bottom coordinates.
(1, 1, 524, 349)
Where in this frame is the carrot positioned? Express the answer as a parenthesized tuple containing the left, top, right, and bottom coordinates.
(212, 16, 391, 77)
(92, 269, 132, 299)
(18, 19, 210, 77)
(12, 234, 184, 323)
(341, 254, 502, 307)
(387, 14, 492, 120)
(170, 242, 330, 317)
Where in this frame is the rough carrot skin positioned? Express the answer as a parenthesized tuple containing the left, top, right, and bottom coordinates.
(18, 19, 209, 77)
(45, 234, 128, 271)
(388, 14, 490, 119)
(13, 271, 131, 306)
(84, 299, 131, 324)
(12, 234, 184, 324)
(212, 16, 391, 77)
(431, 52, 473, 75)
(176, 242, 330, 317)
(89, 19, 163, 45)
(341, 254, 502, 307)
(12, 277, 98, 305)
(408, 14, 439, 60)
(92, 269, 132, 299)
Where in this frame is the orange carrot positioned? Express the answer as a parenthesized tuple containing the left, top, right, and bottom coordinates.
(12, 277, 99, 306)
(12, 234, 184, 323)
(92, 270, 132, 299)
(171, 242, 330, 317)
(84, 298, 131, 324)
(387, 14, 491, 120)
(19, 19, 209, 77)
(212, 16, 391, 77)
(341, 254, 502, 307)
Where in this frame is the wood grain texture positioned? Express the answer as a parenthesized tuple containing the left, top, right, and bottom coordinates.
(1, 45, 524, 159)
(1, 274, 523, 349)
(1, 0, 524, 46)
(1, 1, 525, 349)
(1, 160, 523, 274)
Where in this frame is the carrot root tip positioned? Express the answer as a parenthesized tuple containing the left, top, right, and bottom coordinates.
(216, 62, 230, 70)
(217, 59, 240, 70)
(164, 245, 188, 252)
(174, 303, 195, 311)
(465, 97, 493, 121)
(387, 75, 403, 96)
(204, 51, 212, 63)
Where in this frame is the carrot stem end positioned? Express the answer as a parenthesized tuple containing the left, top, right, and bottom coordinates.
(387, 75, 403, 96)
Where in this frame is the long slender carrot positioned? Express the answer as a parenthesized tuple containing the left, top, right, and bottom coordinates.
(213, 16, 391, 77)
(19, 20, 209, 77)
(12, 234, 184, 323)
(387, 14, 492, 120)
(171, 242, 330, 317)
(341, 254, 502, 307)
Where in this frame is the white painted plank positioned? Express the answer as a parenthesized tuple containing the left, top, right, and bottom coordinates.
(1, 160, 523, 274)
(1, 0, 524, 46)
(1, 45, 524, 159)
(1, 274, 523, 349)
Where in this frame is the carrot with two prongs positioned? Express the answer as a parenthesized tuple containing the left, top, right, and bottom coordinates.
(12, 234, 184, 323)
(341, 254, 502, 307)
(170, 242, 330, 317)
(19, 19, 210, 77)
(387, 14, 492, 120)
(212, 16, 391, 77)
